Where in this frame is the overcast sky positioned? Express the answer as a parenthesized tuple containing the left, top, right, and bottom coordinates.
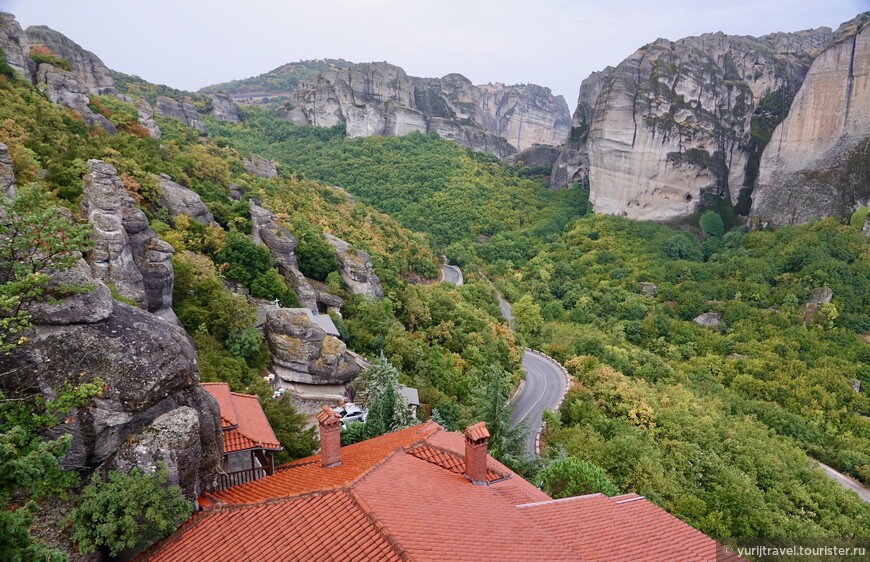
(3, 0, 868, 102)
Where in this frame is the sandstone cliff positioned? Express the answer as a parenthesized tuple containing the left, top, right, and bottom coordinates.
(752, 14, 870, 226)
(0, 12, 30, 76)
(554, 27, 833, 222)
(25, 25, 115, 95)
(240, 61, 570, 157)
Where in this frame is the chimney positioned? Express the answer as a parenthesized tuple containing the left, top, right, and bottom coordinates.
(316, 405, 342, 468)
(464, 422, 490, 485)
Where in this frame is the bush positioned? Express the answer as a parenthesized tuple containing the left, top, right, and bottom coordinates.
(699, 211, 724, 238)
(293, 219, 338, 281)
(539, 456, 619, 498)
(67, 465, 192, 557)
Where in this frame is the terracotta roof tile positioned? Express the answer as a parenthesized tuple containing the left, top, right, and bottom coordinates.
(464, 421, 489, 441)
(518, 493, 726, 562)
(201, 384, 280, 453)
(408, 444, 506, 482)
(141, 490, 406, 561)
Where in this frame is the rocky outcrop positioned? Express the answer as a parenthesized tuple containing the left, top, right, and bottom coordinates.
(638, 282, 658, 297)
(157, 174, 215, 225)
(25, 259, 114, 325)
(325, 233, 384, 299)
(694, 312, 722, 328)
(106, 404, 219, 504)
(0, 302, 222, 502)
(0, 141, 14, 198)
(136, 98, 161, 138)
(155, 95, 207, 133)
(266, 308, 361, 385)
(25, 25, 115, 95)
(35, 63, 117, 133)
(558, 27, 831, 221)
(752, 14, 870, 226)
(864, 214, 870, 236)
(243, 155, 277, 178)
(550, 68, 613, 189)
(506, 144, 563, 169)
(210, 91, 240, 123)
(249, 199, 318, 311)
(0, 12, 30, 76)
(273, 62, 569, 157)
(82, 160, 177, 322)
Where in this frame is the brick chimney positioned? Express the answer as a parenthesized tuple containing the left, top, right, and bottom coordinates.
(316, 405, 342, 468)
(464, 422, 490, 485)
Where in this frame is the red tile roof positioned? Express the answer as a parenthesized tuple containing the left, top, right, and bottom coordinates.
(201, 383, 280, 453)
(143, 421, 733, 562)
(464, 421, 489, 441)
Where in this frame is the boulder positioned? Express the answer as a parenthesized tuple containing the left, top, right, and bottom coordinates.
(243, 155, 277, 178)
(249, 199, 318, 311)
(0, 302, 222, 497)
(105, 402, 221, 504)
(25, 258, 113, 325)
(266, 308, 361, 385)
(135, 98, 161, 138)
(506, 144, 563, 169)
(864, 213, 870, 237)
(210, 91, 240, 123)
(154, 95, 207, 133)
(25, 25, 115, 95)
(808, 287, 834, 305)
(638, 282, 658, 297)
(0, 141, 14, 199)
(0, 12, 30, 77)
(157, 174, 215, 224)
(693, 312, 722, 328)
(82, 160, 177, 320)
(325, 233, 384, 299)
(35, 63, 116, 133)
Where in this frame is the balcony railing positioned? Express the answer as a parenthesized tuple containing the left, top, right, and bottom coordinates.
(211, 467, 268, 491)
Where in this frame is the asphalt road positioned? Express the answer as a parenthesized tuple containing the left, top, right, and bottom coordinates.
(440, 264, 463, 286)
(816, 461, 870, 503)
(510, 351, 566, 457)
(498, 295, 512, 324)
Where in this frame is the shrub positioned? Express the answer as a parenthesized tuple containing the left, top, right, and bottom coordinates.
(539, 456, 619, 498)
(699, 211, 725, 238)
(293, 219, 338, 281)
(67, 465, 192, 557)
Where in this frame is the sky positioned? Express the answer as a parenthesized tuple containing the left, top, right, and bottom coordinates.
(3, 0, 868, 103)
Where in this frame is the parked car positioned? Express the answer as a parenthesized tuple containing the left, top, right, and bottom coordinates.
(331, 403, 367, 427)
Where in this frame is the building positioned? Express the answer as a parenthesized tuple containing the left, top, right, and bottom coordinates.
(200, 383, 281, 491)
(142, 410, 736, 561)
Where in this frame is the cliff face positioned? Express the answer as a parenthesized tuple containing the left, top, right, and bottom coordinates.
(24, 25, 115, 95)
(586, 29, 830, 221)
(752, 14, 870, 226)
(269, 62, 569, 156)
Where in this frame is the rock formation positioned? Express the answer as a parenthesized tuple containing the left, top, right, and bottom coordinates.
(24, 259, 114, 325)
(325, 233, 384, 299)
(243, 155, 277, 178)
(210, 91, 240, 123)
(157, 174, 215, 225)
(694, 312, 722, 328)
(585, 29, 830, 221)
(0, 11, 30, 76)
(81, 160, 178, 322)
(155, 95, 208, 133)
(249, 199, 318, 311)
(35, 63, 117, 133)
(0, 141, 14, 199)
(135, 98, 161, 138)
(25, 25, 115, 95)
(0, 301, 222, 502)
(265, 308, 361, 386)
(265, 61, 570, 157)
(550, 68, 613, 189)
(506, 144, 563, 169)
(752, 14, 870, 226)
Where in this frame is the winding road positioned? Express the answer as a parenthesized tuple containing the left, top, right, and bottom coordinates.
(442, 265, 566, 457)
(816, 461, 870, 503)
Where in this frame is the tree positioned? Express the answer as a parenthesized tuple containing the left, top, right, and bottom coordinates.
(343, 354, 415, 444)
(260, 394, 318, 464)
(699, 211, 724, 238)
(292, 219, 338, 281)
(67, 465, 192, 558)
(511, 294, 542, 341)
(539, 456, 619, 499)
(0, 185, 92, 354)
(476, 366, 527, 472)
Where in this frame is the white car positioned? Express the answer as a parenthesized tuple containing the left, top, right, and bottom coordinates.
(332, 403, 367, 427)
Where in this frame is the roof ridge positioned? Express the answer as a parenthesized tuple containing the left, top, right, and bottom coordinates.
(347, 488, 413, 561)
(515, 493, 606, 509)
(347, 422, 444, 488)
